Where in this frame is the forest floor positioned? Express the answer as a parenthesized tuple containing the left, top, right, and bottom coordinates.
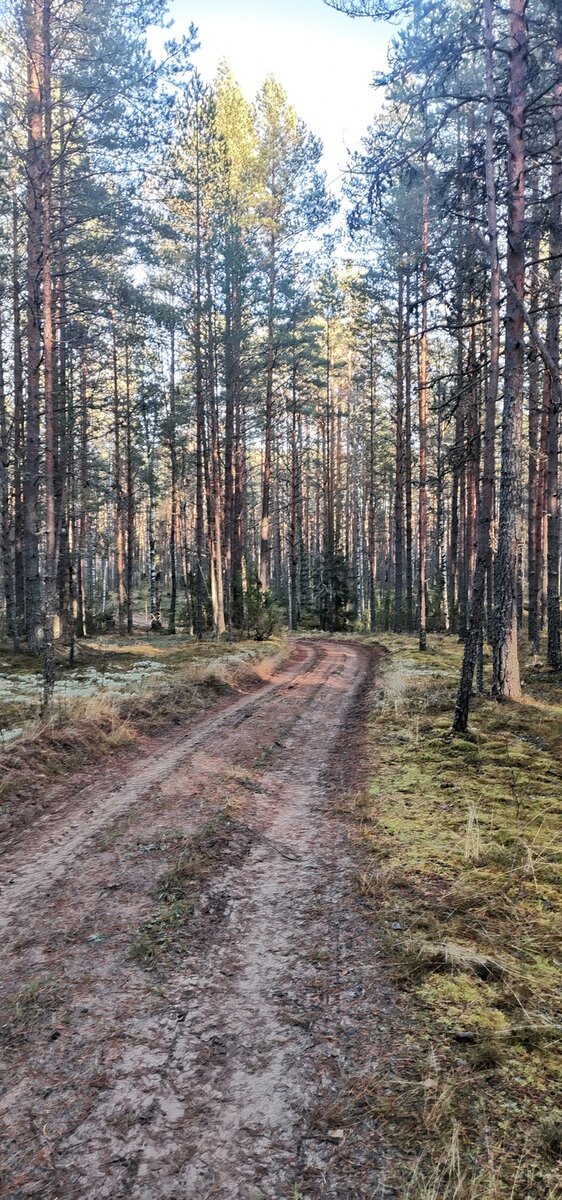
(0, 635, 560, 1199)
(349, 632, 561, 1199)
(0, 636, 288, 842)
(0, 631, 283, 741)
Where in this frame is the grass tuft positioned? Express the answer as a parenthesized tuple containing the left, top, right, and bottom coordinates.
(131, 811, 256, 967)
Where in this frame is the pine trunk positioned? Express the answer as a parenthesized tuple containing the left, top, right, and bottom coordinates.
(42, 0, 57, 709)
(24, 0, 43, 654)
(112, 318, 127, 637)
(453, 0, 501, 730)
(404, 269, 414, 633)
(260, 234, 275, 595)
(168, 325, 178, 635)
(394, 265, 404, 632)
(12, 202, 25, 638)
(0, 321, 19, 649)
(125, 336, 134, 636)
(418, 155, 429, 651)
(545, 12, 562, 669)
(527, 175, 541, 652)
(493, 0, 527, 700)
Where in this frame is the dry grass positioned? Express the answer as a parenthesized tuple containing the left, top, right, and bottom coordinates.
(346, 632, 562, 1198)
(0, 639, 289, 835)
(406, 938, 508, 982)
(0, 693, 136, 803)
(1, 975, 62, 1049)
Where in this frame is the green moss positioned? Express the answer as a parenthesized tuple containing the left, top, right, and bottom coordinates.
(419, 974, 511, 1033)
(354, 632, 562, 1197)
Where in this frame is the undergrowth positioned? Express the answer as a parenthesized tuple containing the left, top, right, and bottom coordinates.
(350, 632, 561, 1198)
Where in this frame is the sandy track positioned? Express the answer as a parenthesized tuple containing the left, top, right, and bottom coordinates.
(0, 641, 321, 933)
(0, 639, 401, 1199)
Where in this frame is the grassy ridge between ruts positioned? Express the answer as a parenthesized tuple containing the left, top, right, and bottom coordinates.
(352, 633, 561, 1198)
(0, 637, 288, 840)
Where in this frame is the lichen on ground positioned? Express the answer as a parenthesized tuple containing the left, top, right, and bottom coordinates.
(0, 633, 282, 734)
(0, 634, 288, 837)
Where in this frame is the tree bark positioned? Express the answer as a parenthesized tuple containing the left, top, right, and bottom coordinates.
(404, 268, 414, 633)
(76, 346, 89, 638)
(368, 318, 377, 630)
(527, 173, 541, 652)
(112, 317, 127, 637)
(324, 315, 335, 632)
(125, 335, 135, 636)
(12, 201, 25, 639)
(418, 153, 429, 651)
(545, 9, 562, 669)
(288, 357, 300, 631)
(394, 264, 404, 632)
(42, 0, 57, 709)
(453, 0, 501, 730)
(0, 320, 19, 650)
(194, 118, 206, 640)
(24, 0, 43, 655)
(260, 230, 276, 594)
(206, 269, 226, 635)
(168, 323, 178, 635)
(492, 0, 527, 701)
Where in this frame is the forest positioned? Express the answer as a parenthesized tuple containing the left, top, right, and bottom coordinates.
(0, 0, 560, 727)
(0, 0, 561, 1197)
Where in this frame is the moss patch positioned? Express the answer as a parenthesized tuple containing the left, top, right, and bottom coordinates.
(351, 632, 562, 1197)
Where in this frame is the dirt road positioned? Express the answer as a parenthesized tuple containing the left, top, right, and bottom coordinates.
(0, 640, 402, 1199)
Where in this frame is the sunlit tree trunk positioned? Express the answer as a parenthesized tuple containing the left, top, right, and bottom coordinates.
(168, 322, 178, 635)
(493, 0, 527, 700)
(545, 9, 562, 669)
(418, 152, 429, 651)
(453, 0, 501, 730)
(205, 267, 225, 635)
(125, 335, 135, 636)
(324, 315, 335, 632)
(260, 229, 276, 594)
(76, 346, 89, 638)
(12, 201, 25, 638)
(112, 316, 127, 637)
(527, 173, 541, 653)
(404, 267, 414, 633)
(0, 320, 19, 650)
(194, 122, 206, 640)
(223, 259, 235, 632)
(24, 0, 43, 654)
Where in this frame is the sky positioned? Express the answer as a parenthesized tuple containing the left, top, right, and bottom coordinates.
(153, 0, 392, 190)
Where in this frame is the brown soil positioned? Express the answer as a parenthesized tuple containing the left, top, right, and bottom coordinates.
(0, 639, 404, 1199)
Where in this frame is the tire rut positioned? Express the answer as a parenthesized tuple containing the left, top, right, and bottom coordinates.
(0, 642, 321, 935)
(0, 640, 399, 1200)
